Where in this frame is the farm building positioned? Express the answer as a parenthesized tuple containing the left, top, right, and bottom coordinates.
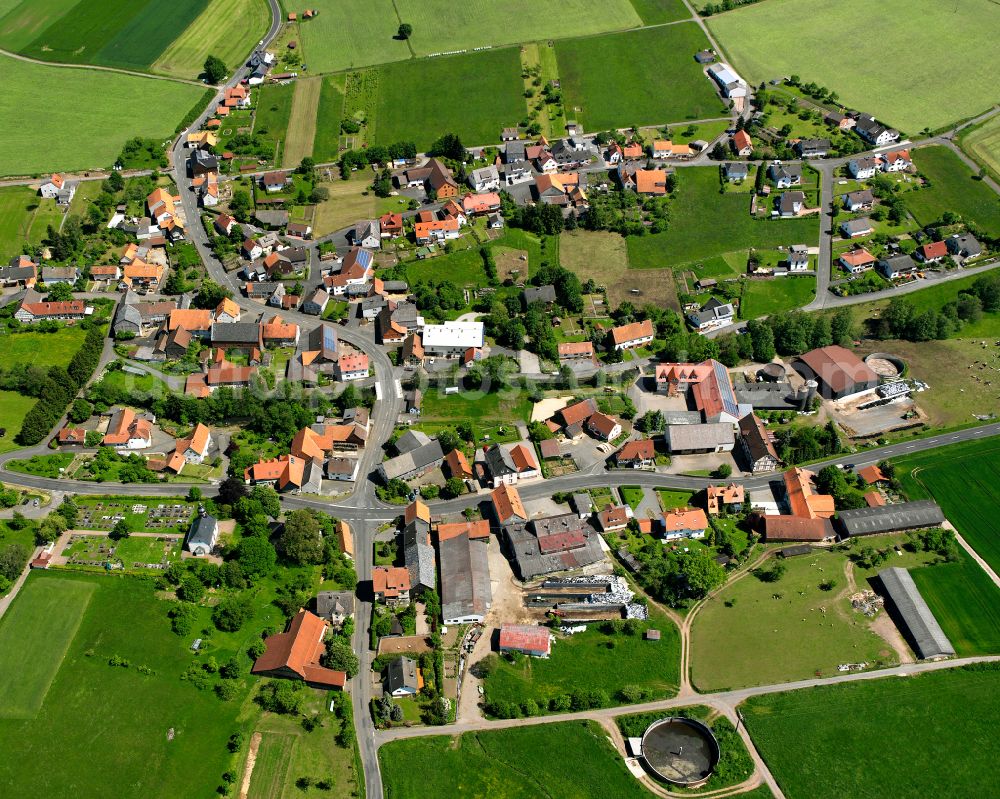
(439, 529, 492, 624)
(793, 345, 880, 399)
(501, 513, 605, 580)
(759, 515, 835, 543)
(835, 500, 945, 538)
(498, 624, 551, 657)
(251, 610, 347, 688)
(664, 423, 734, 454)
(877, 567, 955, 660)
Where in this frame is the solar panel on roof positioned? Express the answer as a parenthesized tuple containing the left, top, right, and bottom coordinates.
(356, 249, 372, 268)
(713, 360, 740, 417)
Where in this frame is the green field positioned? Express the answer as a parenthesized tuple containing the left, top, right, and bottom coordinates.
(374, 49, 525, 149)
(894, 437, 1000, 574)
(295, 0, 410, 74)
(960, 112, 1000, 183)
(708, 0, 1000, 134)
(0, 54, 205, 175)
(405, 247, 488, 288)
(0, 572, 252, 796)
(555, 24, 725, 130)
(0, 326, 87, 368)
(483, 616, 680, 712)
(739, 276, 816, 319)
(248, 732, 296, 799)
(911, 551, 1000, 656)
(627, 168, 820, 269)
(0, 390, 37, 453)
(153, 0, 271, 80)
(420, 390, 533, 425)
(312, 75, 345, 162)
(741, 664, 1000, 799)
(0, 185, 63, 255)
(690, 543, 922, 691)
(0, 577, 95, 718)
(380, 721, 651, 799)
(627, 0, 691, 24)
(1, 0, 206, 70)
(905, 146, 1000, 237)
(253, 81, 297, 165)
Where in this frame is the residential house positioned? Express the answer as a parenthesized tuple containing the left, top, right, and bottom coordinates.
(501, 127, 520, 141)
(843, 189, 875, 212)
(786, 245, 810, 271)
(597, 504, 630, 532)
(316, 590, 354, 627)
(840, 217, 873, 238)
(609, 319, 654, 351)
(783, 467, 835, 519)
(287, 221, 312, 239)
(169, 308, 213, 337)
(190, 149, 218, 177)
(261, 315, 300, 347)
(40, 266, 79, 285)
(174, 423, 213, 465)
(302, 288, 330, 316)
(739, 413, 781, 474)
(251, 610, 346, 689)
(855, 114, 899, 146)
(413, 218, 460, 244)
(445, 448, 473, 480)
(372, 566, 411, 607)
(491, 483, 528, 526)
(482, 443, 539, 487)
(706, 483, 745, 515)
(244, 454, 322, 493)
(523, 284, 557, 307)
(469, 165, 501, 192)
(848, 156, 881, 180)
(422, 322, 483, 358)
(839, 248, 877, 274)
(38, 174, 67, 199)
(615, 438, 655, 469)
(878, 253, 919, 280)
(379, 212, 403, 238)
(881, 149, 912, 172)
(651, 140, 693, 160)
(947, 233, 982, 259)
(777, 191, 806, 217)
(57, 426, 87, 446)
(731, 130, 753, 156)
(214, 297, 241, 324)
(102, 407, 152, 450)
(586, 412, 621, 441)
(352, 219, 381, 249)
(385, 656, 421, 697)
(260, 171, 291, 193)
(461, 192, 502, 215)
(688, 297, 735, 331)
(336, 351, 369, 381)
(724, 162, 749, 181)
(551, 137, 598, 167)
(558, 341, 594, 362)
(916, 240, 949, 263)
(793, 138, 830, 157)
(662, 507, 709, 541)
(557, 398, 598, 437)
(768, 163, 802, 189)
(14, 296, 87, 324)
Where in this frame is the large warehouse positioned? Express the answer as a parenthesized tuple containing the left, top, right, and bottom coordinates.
(793, 345, 880, 399)
(877, 567, 955, 660)
(836, 500, 945, 537)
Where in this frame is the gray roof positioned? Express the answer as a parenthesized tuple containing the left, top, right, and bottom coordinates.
(778, 191, 805, 214)
(484, 445, 517, 478)
(403, 521, 436, 592)
(724, 162, 748, 179)
(665, 423, 734, 452)
(523, 284, 557, 306)
(187, 514, 218, 550)
(505, 141, 527, 162)
(844, 190, 874, 205)
(380, 440, 445, 482)
(439, 533, 491, 622)
(316, 590, 353, 619)
(569, 492, 593, 516)
(795, 138, 831, 153)
(842, 217, 873, 234)
(396, 429, 431, 454)
(112, 297, 143, 333)
(837, 500, 944, 537)
(770, 163, 802, 182)
(879, 254, 918, 274)
(733, 381, 799, 410)
(385, 656, 419, 693)
(254, 210, 290, 227)
(246, 281, 282, 297)
(211, 321, 261, 345)
(877, 567, 955, 659)
(502, 515, 605, 580)
(661, 410, 704, 425)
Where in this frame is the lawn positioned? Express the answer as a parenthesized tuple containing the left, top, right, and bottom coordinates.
(312, 75, 345, 162)
(0, 54, 205, 175)
(0, 185, 60, 255)
(627, 168, 820, 269)
(247, 732, 296, 799)
(420, 390, 533, 425)
(960, 112, 1000, 183)
(620, 486, 644, 510)
(0, 572, 251, 796)
(561, 229, 679, 310)
(656, 489, 696, 510)
(153, 0, 271, 80)
(0, 577, 96, 718)
(739, 276, 816, 319)
(6, 453, 75, 477)
(483, 614, 680, 712)
(398, 0, 640, 57)
(690, 545, 906, 691)
(282, 77, 322, 167)
(405, 247, 487, 288)
(374, 49, 525, 149)
(741, 664, 1000, 799)
(905, 146, 1000, 237)
(0, 326, 87, 368)
(379, 721, 652, 799)
(253, 81, 296, 166)
(894, 437, 1000, 575)
(61, 534, 184, 572)
(626, 0, 691, 24)
(910, 550, 1000, 656)
(0, 389, 35, 453)
(708, 0, 1000, 134)
(555, 24, 725, 131)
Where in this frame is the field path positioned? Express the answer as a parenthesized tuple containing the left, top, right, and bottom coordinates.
(942, 521, 1000, 589)
(0, 47, 207, 87)
(239, 732, 263, 799)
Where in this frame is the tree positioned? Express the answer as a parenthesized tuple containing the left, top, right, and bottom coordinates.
(0, 543, 28, 582)
(397, 22, 413, 39)
(177, 574, 205, 603)
(428, 133, 466, 161)
(325, 640, 360, 678)
(746, 318, 776, 362)
(229, 189, 251, 222)
(46, 282, 74, 302)
(250, 485, 281, 518)
(715, 463, 732, 479)
(278, 510, 324, 565)
(213, 595, 253, 632)
(108, 519, 130, 542)
(203, 55, 228, 84)
(187, 487, 202, 502)
(192, 279, 232, 310)
(237, 536, 277, 578)
(830, 307, 854, 346)
(256, 680, 304, 715)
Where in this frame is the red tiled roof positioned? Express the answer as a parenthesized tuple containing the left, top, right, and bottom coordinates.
(372, 566, 410, 598)
(610, 319, 653, 345)
(251, 610, 346, 688)
(498, 624, 550, 655)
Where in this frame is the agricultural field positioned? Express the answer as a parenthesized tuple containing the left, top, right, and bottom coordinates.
(739, 275, 816, 319)
(690, 543, 920, 691)
(0, 572, 251, 796)
(959, 112, 1000, 183)
(910, 550, 1000, 656)
(905, 146, 1000, 237)
(253, 81, 296, 166)
(483, 615, 680, 713)
(894, 437, 1000, 574)
(0, 0, 205, 71)
(0, 326, 87, 369)
(419, 390, 533, 426)
(153, 0, 271, 80)
(295, 0, 410, 74)
(741, 664, 1000, 799)
(555, 24, 725, 131)
(0, 390, 36, 453)
(627, 0, 690, 24)
(379, 721, 651, 799)
(562, 229, 678, 310)
(707, 0, 1000, 134)
(374, 49, 525, 149)
(627, 167, 819, 270)
(0, 55, 205, 175)
(312, 75, 345, 162)
(282, 77, 323, 167)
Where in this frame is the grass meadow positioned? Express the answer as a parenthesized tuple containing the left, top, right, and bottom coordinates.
(0, 185, 59, 254)
(906, 146, 1000, 237)
(627, 167, 819, 269)
(708, 0, 1000, 133)
(253, 81, 296, 166)
(379, 721, 651, 799)
(739, 275, 816, 319)
(0, 55, 204, 175)
(555, 24, 725, 131)
(741, 664, 1000, 799)
(296, 0, 410, 74)
(626, 0, 691, 24)
(247, 732, 296, 798)
(0, 326, 87, 369)
(911, 551, 1000, 656)
(282, 77, 323, 167)
(0, 577, 95, 718)
(0, 390, 36, 453)
(959, 113, 1000, 183)
(312, 76, 345, 162)
(397, 0, 641, 57)
(895, 437, 1000, 574)
(374, 49, 525, 148)
(153, 0, 270, 79)
(483, 614, 680, 712)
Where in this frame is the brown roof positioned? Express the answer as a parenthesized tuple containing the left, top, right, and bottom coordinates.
(738, 413, 779, 462)
(559, 398, 597, 427)
(864, 491, 886, 507)
(760, 515, 834, 541)
(733, 130, 752, 150)
(857, 464, 889, 485)
(587, 412, 619, 439)
(372, 566, 411, 598)
(445, 448, 473, 479)
(437, 520, 490, 542)
(663, 507, 709, 533)
(491, 484, 526, 524)
(168, 308, 212, 331)
(251, 610, 345, 688)
(558, 341, 594, 357)
(598, 505, 629, 529)
(509, 443, 538, 472)
(783, 468, 836, 519)
(610, 319, 653, 345)
(538, 438, 561, 460)
(617, 438, 655, 462)
(404, 499, 431, 526)
(796, 345, 878, 395)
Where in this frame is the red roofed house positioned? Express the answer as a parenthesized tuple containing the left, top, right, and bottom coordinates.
(557, 341, 594, 361)
(498, 624, 551, 657)
(662, 507, 709, 541)
(615, 438, 655, 468)
(251, 610, 346, 689)
(838, 248, 877, 274)
(706, 483, 745, 515)
(15, 299, 87, 324)
(336, 351, 369, 381)
(759, 515, 835, 542)
(491, 483, 528, 525)
(586, 411, 621, 441)
(783, 467, 836, 519)
(857, 464, 889, 485)
(102, 407, 152, 450)
(609, 319, 654, 351)
(445, 448, 473, 480)
(58, 426, 87, 445)
(379, 212, 403, 238)
(732, 130, 753, 156)
(597, 504, 630, 532)
(916, 240, 949, 263)
(371, 566, 411, 607)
